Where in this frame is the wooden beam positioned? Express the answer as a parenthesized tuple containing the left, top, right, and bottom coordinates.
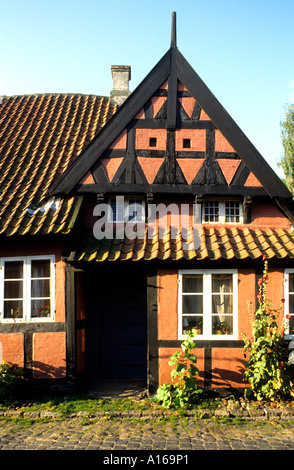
(49, 50, 171, 195)
(176, 48, 292, 199)
(166, 47, 177, 131)
(65, 264, 77, 380)
(75, 182, 267, 197)
(147, 269, 158, 394)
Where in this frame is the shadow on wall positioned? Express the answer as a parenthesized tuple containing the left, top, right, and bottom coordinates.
(211, 361, 247, 389)
(32, 361, 66, 379)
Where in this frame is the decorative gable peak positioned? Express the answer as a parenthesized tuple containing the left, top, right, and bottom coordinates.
(49, 12, 291, 202)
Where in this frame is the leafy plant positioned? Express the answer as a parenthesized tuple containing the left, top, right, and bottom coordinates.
(153, 331, 203, 409)
(0, 361, 25, 399)
(242, 258, 294, 401)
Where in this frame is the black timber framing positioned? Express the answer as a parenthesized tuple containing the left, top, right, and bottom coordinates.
(159, 340, 245, 390)
(74, 182, 267, 197)
(0, 322, 66, 379)
(49, 35, 292, 201)
(147, 269, 159, 394)
(175, 50, 291, 199)
(48, 50, 171, 196)
(65, 264, 80, 380)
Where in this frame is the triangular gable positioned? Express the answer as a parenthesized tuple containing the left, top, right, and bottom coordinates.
(49, 20, 291, 201)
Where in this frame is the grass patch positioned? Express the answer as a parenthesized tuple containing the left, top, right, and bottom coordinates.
(0, 394, 160, 417)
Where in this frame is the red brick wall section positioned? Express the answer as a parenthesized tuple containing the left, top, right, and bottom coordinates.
(32, 332, 66, 379)
(215, 129, 236, 152)
(238, 269, 256, 340)
(135, 128, 167, 150)
(0, 333, 24, 367)
(76, 272, 86, 374)
(158, 270, 178, 340)
(251, 201, 291, 227)
(211, 348, 246, 388)
(158, 347, 205, 387)
(175, 129, 206, 151)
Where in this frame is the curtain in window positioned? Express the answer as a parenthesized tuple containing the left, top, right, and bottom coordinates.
(212, 274, 233, 333)
(31, 260, 51, 318)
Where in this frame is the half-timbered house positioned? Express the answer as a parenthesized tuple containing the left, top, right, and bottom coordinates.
(1, 13, 294, 394)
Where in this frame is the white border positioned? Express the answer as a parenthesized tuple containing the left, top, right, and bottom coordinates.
(202, 200, 243, 224)
(178, 269, 238, 340)
(284, 268, 294, 334)
(0, 255, 55, 323)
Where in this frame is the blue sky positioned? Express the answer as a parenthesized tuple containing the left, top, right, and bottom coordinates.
(1, 0, 294, 177)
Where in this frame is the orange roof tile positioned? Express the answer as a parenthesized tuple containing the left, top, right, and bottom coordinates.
(0, 94, 117, 236)
(67, 225, 294, 262)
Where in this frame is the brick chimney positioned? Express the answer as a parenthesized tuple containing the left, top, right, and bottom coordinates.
(110, 65, 131, 105)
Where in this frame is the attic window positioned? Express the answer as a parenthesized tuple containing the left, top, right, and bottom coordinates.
(109, 197, 145, 223)
(183, 138, 191, 149)
(149, 137, 157, 147)
(202, 200, 243, 224)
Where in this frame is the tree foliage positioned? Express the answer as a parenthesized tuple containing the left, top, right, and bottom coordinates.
(279, 104, 294, 193)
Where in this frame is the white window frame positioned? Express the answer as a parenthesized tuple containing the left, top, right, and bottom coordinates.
(284, 269, 294, 335)
(0, 255, 55, 323)
(108, 197, 145, 223)
(178, 269, 238, 340)
(202, 200, 243, 224)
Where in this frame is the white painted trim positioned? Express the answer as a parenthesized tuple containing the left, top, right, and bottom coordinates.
(0, 255, 55, 323)
(178, 269, 238, 340)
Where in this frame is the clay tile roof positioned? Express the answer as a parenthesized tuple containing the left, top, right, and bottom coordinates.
(66, 225, 294, 262)
(0, 94, 117, 236)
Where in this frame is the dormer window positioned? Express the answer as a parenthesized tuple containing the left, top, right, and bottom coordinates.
(109, 197, 145, 223)
(203, 200, 242, 224)
(225, 201, 241, 223)
(203, 201, 219, 223)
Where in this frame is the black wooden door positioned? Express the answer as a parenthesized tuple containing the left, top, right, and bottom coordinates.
(85, 265, 147, 379)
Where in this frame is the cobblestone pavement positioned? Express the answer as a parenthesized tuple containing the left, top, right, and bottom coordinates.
(1, 415, 294, 452)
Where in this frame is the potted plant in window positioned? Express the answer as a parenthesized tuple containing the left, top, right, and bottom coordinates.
(213, 321, 226, 335)
(192, 320, 202, 335)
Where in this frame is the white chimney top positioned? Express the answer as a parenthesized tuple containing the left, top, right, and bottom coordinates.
(110, 65, 131, 105)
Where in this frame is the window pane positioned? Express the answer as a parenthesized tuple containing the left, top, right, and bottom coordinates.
(3, 300, 23, 319)
(212, 274, 232, 293)
(212, 294, 233, 314)
(4, 280, 23, 299)
(183, 275, 203, 293)
(204, 201, 219, 222)
(31, 260, 50, 278)
(289, 274, 294, 293)
(183, 295, 203, 314)
(127, 200, 144, 222)
(225, 201, 240, 223)
(4, 261, 23, 279)
(110, 200, 124, 222)
(31, 279, 50, 298)
(182, 316, 203, 335)
(212, 315, 233, 335)
(31, 300, 51, 318)
(288, 315, 294, 335)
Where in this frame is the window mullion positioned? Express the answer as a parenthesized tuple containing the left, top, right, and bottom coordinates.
(203, 273, 211, 337)
(25, 257, 31, 321)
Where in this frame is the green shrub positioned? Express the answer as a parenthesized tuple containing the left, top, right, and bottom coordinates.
(153, 331, 203, 408)
(0, 361, 25, 399)
(243, 258, 294, 401)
